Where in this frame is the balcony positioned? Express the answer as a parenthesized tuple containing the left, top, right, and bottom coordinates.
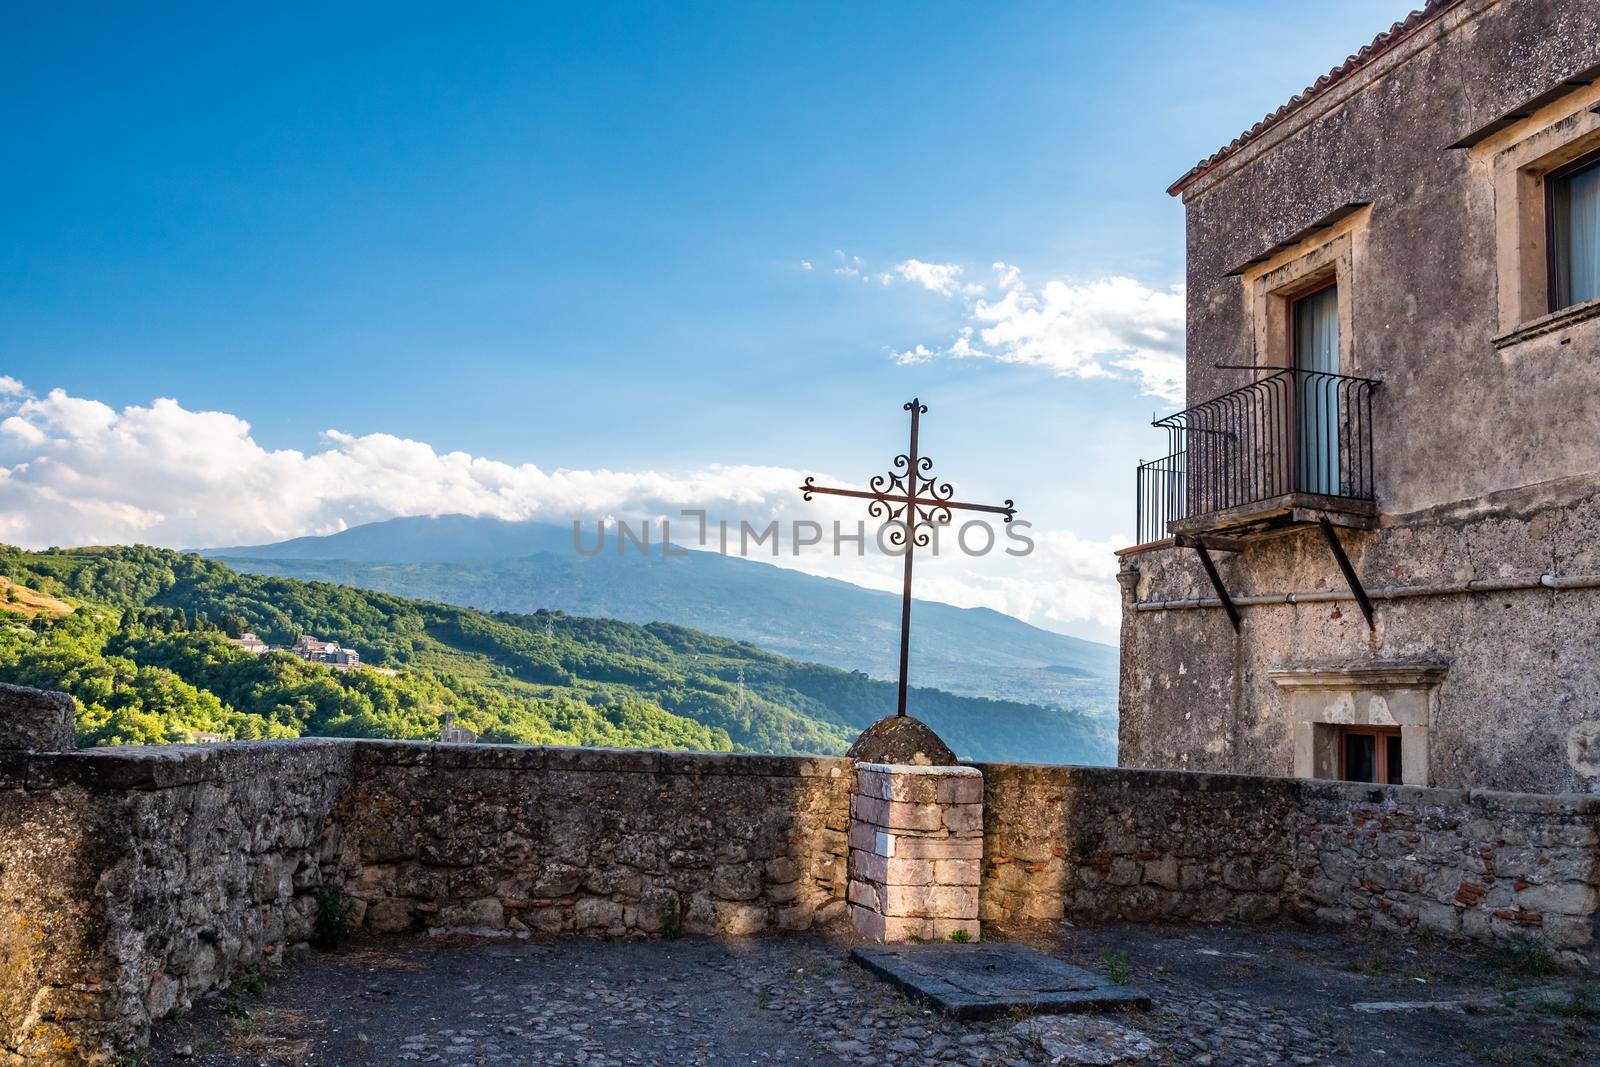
(1135, 368, 1381, 546)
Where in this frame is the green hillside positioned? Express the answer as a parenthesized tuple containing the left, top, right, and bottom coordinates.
(0, 545, 1114, 763)
(208, 515, 1120, 714)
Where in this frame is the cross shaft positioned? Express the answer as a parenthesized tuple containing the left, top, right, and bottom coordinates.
(799, 399, 1017, 718)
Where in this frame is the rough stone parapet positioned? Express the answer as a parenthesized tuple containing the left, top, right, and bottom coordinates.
(977, 762, 1600, 970)
(4, 729, 1600, 1062)
(340, 742, 853, 944)
(0, 739, 355, 1064)
(0, 682, 75, 753)
(848, 763, 982, 942)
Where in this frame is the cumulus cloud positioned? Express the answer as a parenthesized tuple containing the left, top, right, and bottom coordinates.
(892, 259, 979, 297)
(0, 382, 810, 551)
(0, 379, 1123, 639)
(888, 343, 937, 366)
(0, 377, 25, 396)
(826, 255, 1185, 402)
(799, 260, 813, 271)
(966, 271, 1184, 401)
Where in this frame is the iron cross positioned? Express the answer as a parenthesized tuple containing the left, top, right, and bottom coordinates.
(800, 399, 1017, 717)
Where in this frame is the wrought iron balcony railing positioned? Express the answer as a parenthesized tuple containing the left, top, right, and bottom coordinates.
(1135, 368, 1380, 545)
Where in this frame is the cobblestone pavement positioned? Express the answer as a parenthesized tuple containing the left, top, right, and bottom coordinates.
(147, 921, 1598, 1066)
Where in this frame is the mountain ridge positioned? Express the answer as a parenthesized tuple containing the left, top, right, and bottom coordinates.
(205, 515, 1118, 713)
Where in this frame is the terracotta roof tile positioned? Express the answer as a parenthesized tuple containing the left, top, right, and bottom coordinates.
(1167, 1, 1463, 197)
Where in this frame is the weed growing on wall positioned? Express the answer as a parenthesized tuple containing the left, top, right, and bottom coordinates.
(312, 888, 354, 951)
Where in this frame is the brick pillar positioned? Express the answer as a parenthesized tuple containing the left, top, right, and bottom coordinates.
(847, 762, 982, 942)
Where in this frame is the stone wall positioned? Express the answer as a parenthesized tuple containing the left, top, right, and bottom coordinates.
(0, 742, 355, 1065)
(0, 684, 74, 754)
(0, 739, 852, 1064)
(978, 763, 1600, 968)
(337, 742, 851, 940)
(3, 732, 1597, 1062)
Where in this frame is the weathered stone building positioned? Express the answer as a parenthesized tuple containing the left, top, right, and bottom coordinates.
(1118, 0, 1600, 794)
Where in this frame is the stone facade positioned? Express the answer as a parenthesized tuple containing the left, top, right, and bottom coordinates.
(846, 763, 982, 942)
(1119, 0, 1600, 794)
(3, 731, 1598, 1062)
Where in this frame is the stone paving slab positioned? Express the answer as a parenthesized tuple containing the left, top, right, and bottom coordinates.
(851, 943, 1151, 1019)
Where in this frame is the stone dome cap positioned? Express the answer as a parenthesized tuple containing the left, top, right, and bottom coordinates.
(846, 715, 958, 767)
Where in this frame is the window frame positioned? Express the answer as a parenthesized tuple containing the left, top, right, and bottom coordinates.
(1546, 145, 1600, 314)
(1338, 724, 1402, 785)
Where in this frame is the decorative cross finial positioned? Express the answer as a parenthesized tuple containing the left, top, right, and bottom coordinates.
(799, 399, 1017, 717)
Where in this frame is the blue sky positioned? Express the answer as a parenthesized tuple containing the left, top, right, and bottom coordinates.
(1, 2, 1414, 642)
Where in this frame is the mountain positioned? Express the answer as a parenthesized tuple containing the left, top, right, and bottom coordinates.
(0, 544, 1114, 764)
(207, 515, 1119, 715)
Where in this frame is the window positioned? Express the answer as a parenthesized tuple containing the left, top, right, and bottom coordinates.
(1291, 282, 1340, 496)
(1548, 149, 1600, 312)
(1340, 726, 1402, 785)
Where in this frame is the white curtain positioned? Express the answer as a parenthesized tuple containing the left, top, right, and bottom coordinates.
(1294, 286, 1340, 495)
(1564, 163, 1600, 307)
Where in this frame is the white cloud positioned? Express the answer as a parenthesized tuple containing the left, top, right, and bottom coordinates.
(799, 260, 813, 271)
(887, 344, 937, 366)
(0, 379, 1122, 641)
(831, 250, 892, 285)
(0, 416, 45, 445)
(0, 384, 813, 551)
(893, 259, 973, 298)
(0, 377, 25, 397)
(967, 272, 1184, 401)
(828, 255, 1185, 403)
(780, 523, 1125, 639)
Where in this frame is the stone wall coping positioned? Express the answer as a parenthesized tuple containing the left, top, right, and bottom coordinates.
(10, 735, 1599, 815)
(20, 738, 354, 792)
(6, 737, 854, 792)
(0, 681, 77, 752)
(351, 740, 850, 778)
(970, 761, 1600, 816)
(854, 763, 982, 777)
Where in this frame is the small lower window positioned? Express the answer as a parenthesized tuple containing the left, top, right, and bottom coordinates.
(1340, 726, 1402, 785)
(1549, 149, 1600, 311)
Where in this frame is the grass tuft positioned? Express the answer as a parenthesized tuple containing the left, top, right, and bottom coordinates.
(1101, 947, 1133, 986)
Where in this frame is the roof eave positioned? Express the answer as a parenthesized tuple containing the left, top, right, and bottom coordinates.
(1164, 0, 1463, 200)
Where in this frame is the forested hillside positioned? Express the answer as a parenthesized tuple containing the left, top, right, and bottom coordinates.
(0, 545, 1114, 763)
(210, 515, 1119, 715)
